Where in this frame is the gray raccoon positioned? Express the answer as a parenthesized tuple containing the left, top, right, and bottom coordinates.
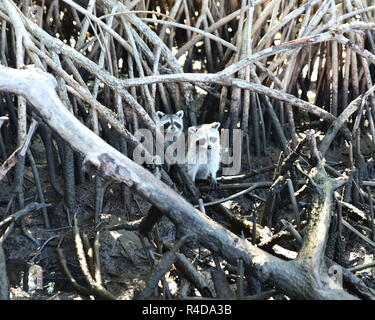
(186, 122, 221, 186)
(156, 110, 184, 144)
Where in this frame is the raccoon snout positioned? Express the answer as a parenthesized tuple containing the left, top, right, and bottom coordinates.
(207, 145, 212, 150)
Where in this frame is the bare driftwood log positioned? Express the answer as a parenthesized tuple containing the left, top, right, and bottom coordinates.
(0, 65, 363, 299)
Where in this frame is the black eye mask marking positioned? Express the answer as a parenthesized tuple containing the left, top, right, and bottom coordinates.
(196, 138, 207, 145)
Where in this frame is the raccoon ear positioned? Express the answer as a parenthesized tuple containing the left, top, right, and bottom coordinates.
(176, 110, 184, 119)
(156, 111, 165, 120)
(212, 122, 221, 130)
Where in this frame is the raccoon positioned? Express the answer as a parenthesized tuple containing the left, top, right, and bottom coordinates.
(186, 122, 221, 186)
(156, 110, 184, 144)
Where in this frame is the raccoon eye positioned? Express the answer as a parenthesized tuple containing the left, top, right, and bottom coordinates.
(196, 138, 206, 145)
(163, 122, 171, 130)
(174, 123, 181, 129)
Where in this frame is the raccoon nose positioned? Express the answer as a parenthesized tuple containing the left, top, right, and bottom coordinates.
(207, 145, 212, 150)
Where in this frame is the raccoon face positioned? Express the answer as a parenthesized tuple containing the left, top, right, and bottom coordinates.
(156, 111, 184, 139)
(189, 122, 220, 152)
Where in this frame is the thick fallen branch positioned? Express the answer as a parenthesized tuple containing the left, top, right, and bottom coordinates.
(0, 65, 362, 299)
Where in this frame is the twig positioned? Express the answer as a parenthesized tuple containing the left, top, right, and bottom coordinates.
(366, 187, 375, 242)
(341, 219, 375, 249)
(137, 235, 189, 299)
(0, 119, 38, 182)
(349, 261, 375, 273)
(73, 216, 116, 300)
(0, 223, 14, 300)
(280, 219, 303, 245)
(196, 182, 272, 208)
(286, 179, 300, 227)
(0, 202, 50, 229)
